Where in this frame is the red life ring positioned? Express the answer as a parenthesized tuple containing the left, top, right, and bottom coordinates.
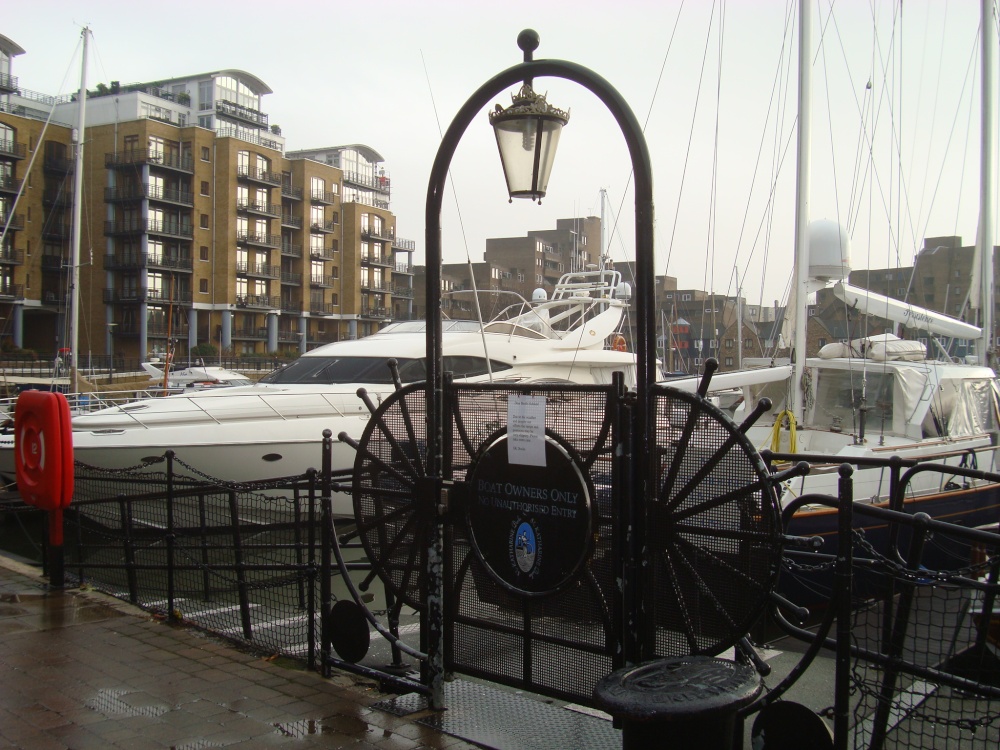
(14, 391, 74, 512)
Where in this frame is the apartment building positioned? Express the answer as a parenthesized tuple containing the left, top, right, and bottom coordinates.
(484, 216, 602, 300)
(0, 36, 414, 362)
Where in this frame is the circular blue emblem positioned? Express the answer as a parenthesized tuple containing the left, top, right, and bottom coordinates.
(514, 521, 537, 573)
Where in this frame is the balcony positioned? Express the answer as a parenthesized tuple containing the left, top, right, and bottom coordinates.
(0, 175, 23, 195)
(360, 280, 390, 293)
(105, 184, 195, 206)
(236, 166, 282, 187)
(361, 253, 392, 268)
(41, 221, 70, 239)
(280, 300, 302, 314)
(2, 213, 25, 233)
(309, 244, 337, 261)
(237, 200, 281, 218)
(394, 262, 414, 274)
(236, 231, 281, 249)
(0, 139, 26, 161)
(42, 187, 73, 207)
(236, 294, 279, 310)
(309, 219, 338, 233)
(280, 241, 302, 257)
(310, 275, 335, 288)
(103, 288, 193, 305)
(106, 149, 194, 173)
(309, 301, 337, 316)
(215, 99, 268, 130)
(41, 253, 66, 271)
(278, 329, 302, 342)
(343, 171, 390, 194)
(281, 184, 303, 201)
(232, 327, 268, 340)
(280, 271, 302, 285)
(0, 72, 18, 95)
(310, 190, 337, 205)
(393, 237, 417, 252)
(0, 249, 24, 266)
(105, 252, 193, 272)
(360, 306, 389, 320)
(281, 213, 302, 229)
(41, 290, 65, 305)
(236, 262, 280, 280)
(104, 218, 194, 239)
(145, 322, 191, 338)
(0, 283, 24, 300)
(361, 226, 395, 242)
(392, 286, 414, 299)
(148, 288, 193, 305)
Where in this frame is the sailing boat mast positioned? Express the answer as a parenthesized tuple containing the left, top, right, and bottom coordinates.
(68, 27, 89, 395)
(977, 0, 995, 367)
(791, 0, 812, 421)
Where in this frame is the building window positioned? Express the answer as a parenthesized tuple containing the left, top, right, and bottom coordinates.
(200, 214, 209, 229)
(725, 339, 734, 348)
(724, 357, 734, 367)
(200, 181, 210, 196)
(199, 245, 209, 261)
(818, 338, 827, 347)
(201, 146, 210, 161)
(331, 294, 339, 306)
(682, 293, 692, 301)
(199, 279, 208, 294)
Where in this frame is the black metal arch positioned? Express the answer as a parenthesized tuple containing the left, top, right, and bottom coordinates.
(421, 38, 656, 709)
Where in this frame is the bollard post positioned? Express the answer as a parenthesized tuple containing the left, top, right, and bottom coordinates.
(594, 656, 761, 750)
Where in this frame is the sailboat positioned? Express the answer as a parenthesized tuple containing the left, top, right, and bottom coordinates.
(667, 0, 1000, 561)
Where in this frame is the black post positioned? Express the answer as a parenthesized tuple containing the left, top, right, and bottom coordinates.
(868, 513, 932, 750)
(198, 492, 211, 601)
(228, 488, 253, 640)
(166, 450, 177, 622)
(833, 465, 853, 750)
(120, 496, 138, 604)
(320, 431, 333, 678)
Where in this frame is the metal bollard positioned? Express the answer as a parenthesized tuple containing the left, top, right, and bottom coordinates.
(594, 656, 762, 750)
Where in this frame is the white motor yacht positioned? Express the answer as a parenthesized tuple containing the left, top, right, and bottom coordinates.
(0, 269, 640, 515)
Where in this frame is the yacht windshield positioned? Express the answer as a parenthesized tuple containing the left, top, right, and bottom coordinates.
(258, 355, 513, 385)
(259, 357, 426, 385)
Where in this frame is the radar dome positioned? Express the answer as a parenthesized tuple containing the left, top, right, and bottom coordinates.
(809, 220, 851, 281)
(532, 288, 547, 302)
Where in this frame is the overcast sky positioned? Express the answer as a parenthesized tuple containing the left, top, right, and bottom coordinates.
(4, 0, 996, 310)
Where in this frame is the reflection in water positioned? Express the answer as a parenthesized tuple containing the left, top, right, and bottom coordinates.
(273, 714, 370, 738)
(86, 688, 170, 718)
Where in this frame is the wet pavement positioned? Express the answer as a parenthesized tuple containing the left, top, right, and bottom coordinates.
(0, 553, 482, 750)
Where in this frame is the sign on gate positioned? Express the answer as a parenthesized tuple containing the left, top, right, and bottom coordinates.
(466, 433, 593, 596)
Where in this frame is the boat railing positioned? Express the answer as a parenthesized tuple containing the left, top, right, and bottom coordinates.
(73, 388, 374, 430)
(0, 387, 170, 422)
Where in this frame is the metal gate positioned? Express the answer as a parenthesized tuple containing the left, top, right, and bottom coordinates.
(348, 372, 783, 705)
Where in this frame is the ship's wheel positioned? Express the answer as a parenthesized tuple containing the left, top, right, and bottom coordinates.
(649, 385, 783, 657)
(348, 383, 431, 611)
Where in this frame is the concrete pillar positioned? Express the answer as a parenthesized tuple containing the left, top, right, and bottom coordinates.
(221, 309, 232, 350)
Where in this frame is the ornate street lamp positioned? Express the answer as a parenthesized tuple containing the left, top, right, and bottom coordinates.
(489, 83, 569, 203)
(422, 28, 654, 710)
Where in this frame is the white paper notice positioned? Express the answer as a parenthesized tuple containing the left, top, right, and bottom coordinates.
(507, 394, 547, 466)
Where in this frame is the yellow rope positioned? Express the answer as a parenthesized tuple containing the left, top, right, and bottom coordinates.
(769, 410, 797, 454)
